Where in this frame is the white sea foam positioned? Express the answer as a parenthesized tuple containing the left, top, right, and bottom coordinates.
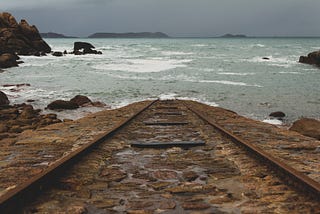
(159, 93, 179, 100)
(263, 119, 283, 125)
(178, 96, 219, 107)
(218, 72, 255, 76)
(191, 44, 208, 47)
(279, 71, 303, 74)
(92, 58, 192, 73)
(194, 80, 262, 87)
(247, 56, 297, 68)
(161, 51, 193, 56)
(251, 44, 266, 48)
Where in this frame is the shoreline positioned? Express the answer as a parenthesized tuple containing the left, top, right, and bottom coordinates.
(0, 95, 318, 145)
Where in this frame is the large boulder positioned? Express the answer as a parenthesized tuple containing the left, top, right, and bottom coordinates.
(289, 118, 320, 140)
(47, 100, 79, 110)
(52, 51, 63, 57)
(73, 42, 101, 55)
(0, 53, 19, 68)
(70, 95, 92, 106)
(0, 91, 9, 105)
(74, 42, 95, 52)
(0, 12, 51, 63)
(299, 50, 320, 67)
(269, 111, 286, 119)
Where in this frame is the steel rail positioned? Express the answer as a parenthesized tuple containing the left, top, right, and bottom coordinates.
(0, 99, 158, 213)
(182, 100, 320, 200)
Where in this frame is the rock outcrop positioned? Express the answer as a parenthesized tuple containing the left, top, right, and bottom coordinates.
(52, 51, 63, 57)
(0, 91, 61, 137)
(299, 50, 320, 67)
(289, 118, 320, 140)
(47, 100, 79, 110)
(0, 12, 51, 68)
(269, 111, 286, 119)
(0, 53, 19, 68)
(0, 104, 62, 136)
(70, 95, 92, 106)
(0, 91, 10, 105)
(73, 42, 102, 55)
(0, 12, 51, 55)
(47, 95, 107, 110)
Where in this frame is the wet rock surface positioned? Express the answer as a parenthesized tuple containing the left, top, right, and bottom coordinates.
(12, 100, 319, 213)
(47, 95, 107, 110)
(299, 50, 320, 67)
(289, 118, 320, 140)
(0, 90, 10, 105)
(0, 102, 62, 138)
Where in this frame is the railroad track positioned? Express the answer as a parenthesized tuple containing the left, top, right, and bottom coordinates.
(0, 99, 319, 213)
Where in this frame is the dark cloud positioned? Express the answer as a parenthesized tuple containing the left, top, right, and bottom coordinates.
(2, 0, 320, 37)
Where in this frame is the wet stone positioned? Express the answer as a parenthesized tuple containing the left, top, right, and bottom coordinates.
(152, 170, 179, 180)
(183, 171, 199, 181)
(99, 167, 127, 182)
(159, 200, 176, 209)
(166, 183, 217, 194)
(182, 201, 211, 210)
(148, 181, 172, 190)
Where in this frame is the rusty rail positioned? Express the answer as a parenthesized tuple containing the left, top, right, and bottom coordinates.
(182, 100, 320, 200)
(0, 99, 158, 213)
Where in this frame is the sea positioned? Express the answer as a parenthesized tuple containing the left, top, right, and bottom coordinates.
(1, 38, 319, 124)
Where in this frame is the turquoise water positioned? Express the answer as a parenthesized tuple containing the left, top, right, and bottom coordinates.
(1, 38, 319, 123)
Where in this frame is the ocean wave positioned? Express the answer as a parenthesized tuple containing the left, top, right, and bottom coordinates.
(92, 58, 192, 73)
(191, 44, 208, 47)
(161, 51, 193, 56)
(246, 56, 297, 67)
(278, 71, 303, 74)
(157, 93, 219, 107)
(218, 72, 255, 76)
(251, 44, 266, 48)
(263, 119, 283, 125)
(194, 80, 262, 87)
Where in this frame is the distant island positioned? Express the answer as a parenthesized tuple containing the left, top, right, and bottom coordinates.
(88, 32, 169, 38)
(40, 32, 77, 38)
(220, 34, 247, 38)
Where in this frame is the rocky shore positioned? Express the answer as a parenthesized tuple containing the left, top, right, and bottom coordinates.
(0, 90, 110, 145)
(0, 12, 103, 69)
(0, 12, 51, 69)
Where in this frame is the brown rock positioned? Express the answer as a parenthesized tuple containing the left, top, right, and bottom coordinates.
(0, 12, 51, 64)
(0, 53, 19, 68)
(52, 51, 63, 57)
(152, 170, 178, 180)
(47, 100, 79, 110)
(181, 202, 211, 210)
(0, 91, 10, 105)
(0, 124, 8, 133)
(269, 111, 286, 118)
(70, 95, 92, 106)
(183, 171, 199, 181)
(299, 50, 320, 67)
(0, 12, 18, 28)
(289, 118, 320, 140)
(66, 204, 87, 214)
(159, 200, 176, 209)
(19, 105, 38, 119)
(91, 101, 107, 107)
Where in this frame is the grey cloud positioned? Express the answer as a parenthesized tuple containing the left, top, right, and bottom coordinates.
(2, 0, 320, 37)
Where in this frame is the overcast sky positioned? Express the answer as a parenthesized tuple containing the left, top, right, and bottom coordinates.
(2, 0, 320, 37)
